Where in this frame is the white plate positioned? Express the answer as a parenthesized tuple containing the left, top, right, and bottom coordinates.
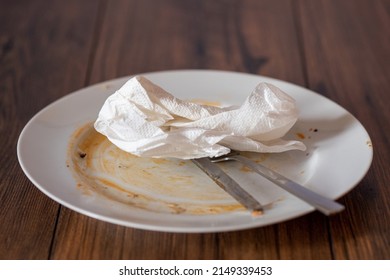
(17, 70, 373, 233)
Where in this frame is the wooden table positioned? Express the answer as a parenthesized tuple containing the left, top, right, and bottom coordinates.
(1, 0, 389, 260)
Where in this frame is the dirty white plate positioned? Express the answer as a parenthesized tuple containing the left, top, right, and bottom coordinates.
(17, 70, 373, 232)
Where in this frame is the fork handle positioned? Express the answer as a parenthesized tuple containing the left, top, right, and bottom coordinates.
(231, 155, 345, 215)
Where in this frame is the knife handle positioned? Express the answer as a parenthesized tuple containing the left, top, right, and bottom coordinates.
(229, 155, 345, 215)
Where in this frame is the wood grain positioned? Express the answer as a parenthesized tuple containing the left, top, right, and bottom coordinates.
(1, 0, 389, 260)
(296, 0, 390, 259)
(89, 0, 306, 84)
(0, 0, 99, 259)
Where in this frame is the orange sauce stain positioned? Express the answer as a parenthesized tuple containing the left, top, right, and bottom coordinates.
(167, 203, 186, 214)
(240, 151, 268, 163)
(189, 99, 222, 107)
(151, 158, 169, 164)
(76, 182, 93, 196)
(240, 165, 252, 173)
(190, 204, 245, 215)
(98, 178, 129, 193)
(296, 132, 305, 139)
(168, 175, 193, 183)
(67, 123, 243, 215)
(251, 210, 263, 217)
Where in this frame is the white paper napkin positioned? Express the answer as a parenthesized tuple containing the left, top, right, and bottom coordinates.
(94, 76, 306, 159)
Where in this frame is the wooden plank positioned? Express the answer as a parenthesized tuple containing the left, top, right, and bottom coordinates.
(51, 0, 333, 259)
(0, 0, 99, 259)
(296, 0, 390, 259)
(89, 0, 306, 84)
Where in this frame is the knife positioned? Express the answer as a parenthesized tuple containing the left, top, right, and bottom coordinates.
(211, 152, 345, 215)
(192, 158, 263, 215)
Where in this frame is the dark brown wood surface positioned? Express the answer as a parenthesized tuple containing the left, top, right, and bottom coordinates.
(1, 0, 389, 260)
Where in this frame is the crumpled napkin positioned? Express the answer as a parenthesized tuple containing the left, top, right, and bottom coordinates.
(94, 76, 306, 159)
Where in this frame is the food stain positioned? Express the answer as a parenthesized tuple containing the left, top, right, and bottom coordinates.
(67, 123, 252, 215)
(189, 99, 222, 107)
(297, 128, 320, 140)
(240, 165, 252, 173)
(78, 152, 87, 158)
(151, 158, 169, 164)
(251, 209, 263, 217)
(296, 132, 305, 139)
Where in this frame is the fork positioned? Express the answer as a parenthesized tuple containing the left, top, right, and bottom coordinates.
(211, 151, 345, 215)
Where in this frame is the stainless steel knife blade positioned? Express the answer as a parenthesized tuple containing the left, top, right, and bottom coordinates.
(192, 158, 263, 214)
